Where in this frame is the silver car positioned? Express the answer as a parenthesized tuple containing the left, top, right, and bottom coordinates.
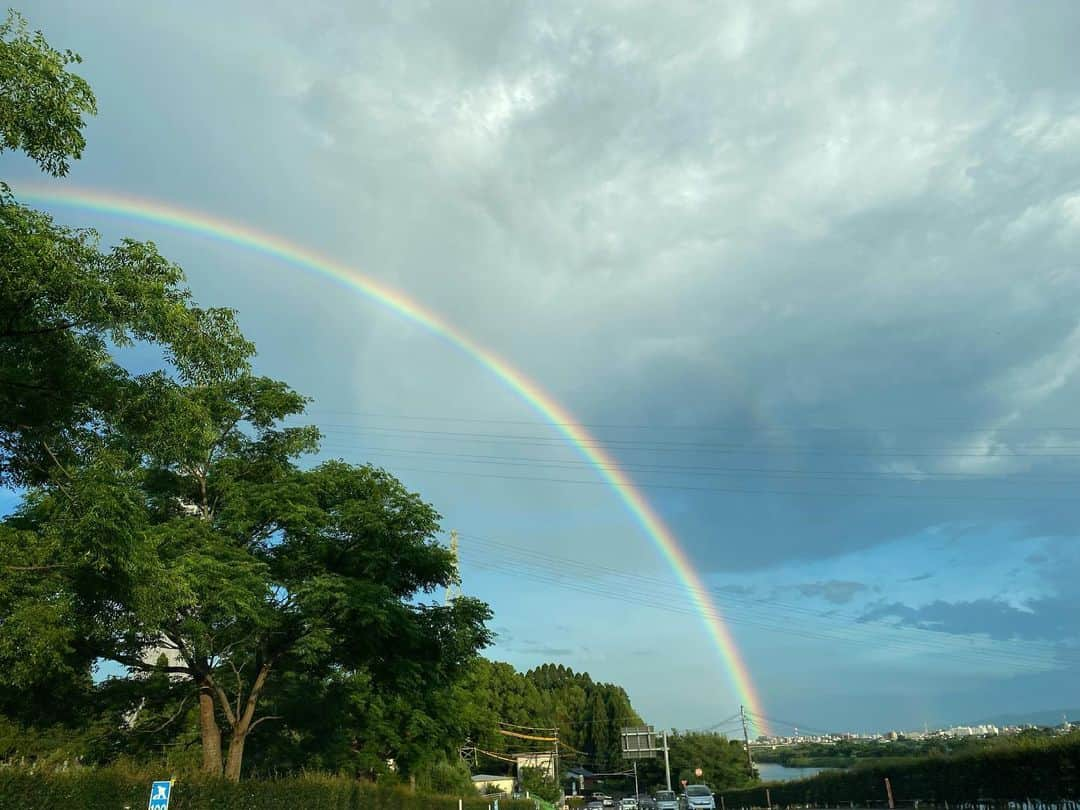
(655, 790, 679, 810)
(682, 785, 716, 810)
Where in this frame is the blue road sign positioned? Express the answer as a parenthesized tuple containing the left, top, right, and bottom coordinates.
(148, 780, 172, 809)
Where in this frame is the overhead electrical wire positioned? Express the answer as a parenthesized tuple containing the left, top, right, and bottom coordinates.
(460, 552, 1071, 672)
(307, 408, 1080, 435)
(314, 441, 1080, 484)
(314, 423, 1080, 457)
(460, 543, 1075, 670)
(453, 535, 1077, 671)
(317, 454, 1080, 503)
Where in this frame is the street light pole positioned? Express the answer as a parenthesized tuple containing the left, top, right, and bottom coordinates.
(662, 731, 672, 792)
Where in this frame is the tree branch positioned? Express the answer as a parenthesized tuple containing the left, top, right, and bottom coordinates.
(247, 715, 283, 732)
(0, 319, 90, 338)
(237, 660, 274, 733)
(135, 690, 197, 734)
(205, 673, 238, 728)
(227, 658, 245, 722)
(109, 654, 194, 677)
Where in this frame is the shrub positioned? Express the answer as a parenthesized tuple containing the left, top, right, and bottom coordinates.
(0, 768, 537, 809)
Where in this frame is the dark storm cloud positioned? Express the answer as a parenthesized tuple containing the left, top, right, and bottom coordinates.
(859, 596, 1080, 643)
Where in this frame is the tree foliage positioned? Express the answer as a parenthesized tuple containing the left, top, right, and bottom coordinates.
(634, 732, 754, 793)
(455, 660, 643, 773)
(0, 10, 95, 177)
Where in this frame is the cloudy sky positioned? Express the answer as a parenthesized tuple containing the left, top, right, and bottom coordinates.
(6, 0, 1080, 734)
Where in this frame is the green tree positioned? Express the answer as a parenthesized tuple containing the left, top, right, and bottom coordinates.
(0, 10, 95, 177)
(521, 766, 561, 803)
(636, 733, 754, 793)
(0, 10, 252, 489)
(2, 372, 493, 780)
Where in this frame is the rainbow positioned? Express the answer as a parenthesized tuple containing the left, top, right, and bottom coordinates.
(15, 182, 767, 732)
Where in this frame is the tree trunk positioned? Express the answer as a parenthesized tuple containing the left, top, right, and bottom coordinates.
(224, 724, 248, 782)
(198, 682, 223, 776)
(220, 661, 273, 782)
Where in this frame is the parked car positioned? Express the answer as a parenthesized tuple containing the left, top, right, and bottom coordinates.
(655, 790, 679, 810)
(681, 785, 716, 810)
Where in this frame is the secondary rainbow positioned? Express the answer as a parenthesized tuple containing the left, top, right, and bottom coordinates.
(16, 182, 768, 732)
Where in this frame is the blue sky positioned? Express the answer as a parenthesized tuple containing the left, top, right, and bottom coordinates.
(5, 0, 1080, 734)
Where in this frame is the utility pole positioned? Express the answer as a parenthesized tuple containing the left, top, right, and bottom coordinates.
(445, 530, 461, 604)
(554, 727, 561, 804)
(633, 761, 639, 800)
(662, 730, 672, 791)
(740, 706, 755, 777)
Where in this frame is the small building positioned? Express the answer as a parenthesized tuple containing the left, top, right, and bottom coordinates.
(515, 751, 556, 780)
(565, 766, 599, 794)
(473, 774, 515, 795)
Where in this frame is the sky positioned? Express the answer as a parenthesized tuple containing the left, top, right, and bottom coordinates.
(4, 0, 1080, 735)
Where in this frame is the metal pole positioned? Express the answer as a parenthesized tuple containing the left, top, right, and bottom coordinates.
(555, 729, 562, 805)
(885, 778, 895, 810)
(663, 731, 673, 792)
(740, 707, 754, 777)
(634, 761, 640, 801)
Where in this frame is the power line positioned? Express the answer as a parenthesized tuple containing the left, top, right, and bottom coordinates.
(316, 440, 1080, 484)
(455, 536, 1079, 671)
(462, 531, 1076, 666)
(498, 721, 559, 732)
(315, 423, 1080, 457)
(317, 453, 1080, 503)
(462, 551, 1068, 671)
(307, 408, 1080, 435)
(473, 548, 1077, 670)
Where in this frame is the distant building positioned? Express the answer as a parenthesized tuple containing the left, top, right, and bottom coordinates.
(473, 774, 515, 795)
(515, 751, 556, 780)
(566, 766, 599, 794)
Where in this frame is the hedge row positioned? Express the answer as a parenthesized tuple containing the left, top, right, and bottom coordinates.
(0, 769, 536, 810)
(722, 734, 1080, 807)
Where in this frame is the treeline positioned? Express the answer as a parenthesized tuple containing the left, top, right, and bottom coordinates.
(452, 663, 755, 794)
(723, 732, 1080, 806)
(756, 738, 989, 768)
(458, 661, 643, 768)
(753, 732, 1053, 769)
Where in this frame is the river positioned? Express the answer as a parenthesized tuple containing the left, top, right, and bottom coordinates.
(756, 763, 835, 782)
